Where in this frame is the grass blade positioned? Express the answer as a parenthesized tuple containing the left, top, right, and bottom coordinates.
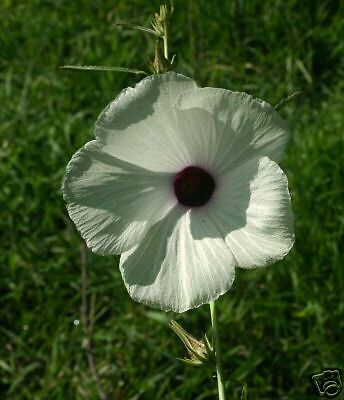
(60, 65, 148, 75)
(114, 22, 161, 36)
(241, 383, 248, 400)
(274, 91, 303, 111)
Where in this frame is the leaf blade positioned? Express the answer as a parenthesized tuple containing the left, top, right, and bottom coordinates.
(114, 22, 161, 37)
(60, 65, 148, 75)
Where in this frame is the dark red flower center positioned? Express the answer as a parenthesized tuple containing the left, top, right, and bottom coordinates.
(173, 166, 215, 207)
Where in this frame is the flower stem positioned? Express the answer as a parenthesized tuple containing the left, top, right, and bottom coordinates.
(163, 21, 169, 60)
(210, 301, 226, 400)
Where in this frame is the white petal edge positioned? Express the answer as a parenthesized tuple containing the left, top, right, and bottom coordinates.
(206, 156, 294, 268)
(119, 206, 236, 313)
(62, 140, 176, 255)
(94, 72, 198, 172)
(175, 87, 290, 175)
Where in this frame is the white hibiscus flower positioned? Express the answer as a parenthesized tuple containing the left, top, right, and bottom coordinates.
(62, 72, 294, 313)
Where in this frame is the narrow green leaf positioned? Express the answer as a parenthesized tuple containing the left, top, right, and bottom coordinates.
(114, 22, 161, 37)
(274, 91, 303, 111)
(60, 65, 148, 75)
(145, 310, 170, 324)
(170, 0, 175, 15)
(203, 333, 214, 355)
(295, 59, 313, 84)
(241, 383, 248, 400)
(0, 359, 12, 372)
(176, 357, 202, 367)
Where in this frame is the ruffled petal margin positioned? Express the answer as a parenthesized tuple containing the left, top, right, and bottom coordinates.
(62, 141, 176, 255)
(120, 207, 236, 313)
(206, 156, 294, 268)
(176, 87, 290, 174)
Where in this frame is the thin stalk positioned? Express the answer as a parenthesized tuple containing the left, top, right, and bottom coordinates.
(163, 21, 169, 60)
(210, 301, 226, 400)
(81, 243, 108, 400)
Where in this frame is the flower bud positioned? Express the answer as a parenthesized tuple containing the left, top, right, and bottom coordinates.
(170, 320, 213, 366)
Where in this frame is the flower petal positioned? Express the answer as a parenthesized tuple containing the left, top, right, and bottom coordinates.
(62, 140, 176, 255)
(206, 156, 294, 268)
(176, 87, 290, 174)
(120, 207, 236, 313)
(172, 107, 221, 171)
(94, 72, 198, 172)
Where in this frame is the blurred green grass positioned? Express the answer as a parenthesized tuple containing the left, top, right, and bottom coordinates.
(1, 0, 343, 399)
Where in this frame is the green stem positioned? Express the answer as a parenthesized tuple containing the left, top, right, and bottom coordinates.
(210, 301, 226, 400)
(163, 22, 169, 60)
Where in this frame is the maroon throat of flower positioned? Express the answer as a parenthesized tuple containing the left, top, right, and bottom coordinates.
(173, 166, 215, 207)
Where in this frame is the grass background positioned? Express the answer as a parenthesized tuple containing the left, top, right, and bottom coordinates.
(1, 0, 343, 399)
